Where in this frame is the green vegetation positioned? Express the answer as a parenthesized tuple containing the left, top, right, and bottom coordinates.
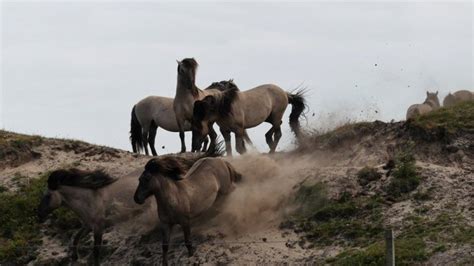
(0, 131, 43, 166)
(328, 212, 473, 265)
(385, 147, 421, 199)
(0, 173, 81, 264)
(286, 183, 384, 247)
(357, 167, 382, 186)
(0, 174, 46, 263)
(411, 101, 474, 132)
(329, 237, 427, 266)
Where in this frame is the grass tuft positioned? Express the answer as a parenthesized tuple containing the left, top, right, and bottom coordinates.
(385, 147, 421, 199)
(357, 167, 382, 186)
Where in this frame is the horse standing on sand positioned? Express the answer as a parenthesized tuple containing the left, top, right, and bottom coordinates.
(130, 81, 235, 156)
(37, 169, 132, 266)
(443, 90, 474, 107)
(191, 80, 306, 155)
(134, 156, 242, 266)
(406, 91, 440, 120)
(174, 58, 251, 153)
(37, 149, 221, 265)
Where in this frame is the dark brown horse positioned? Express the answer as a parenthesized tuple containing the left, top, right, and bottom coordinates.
(134, 156, 242, 266)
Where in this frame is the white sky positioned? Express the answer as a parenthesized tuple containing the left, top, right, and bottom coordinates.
(1, 1, 473, 153)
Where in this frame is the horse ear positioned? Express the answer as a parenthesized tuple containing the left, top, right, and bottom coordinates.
(435, 91, 438, 95)
(426, 91, 429, 96)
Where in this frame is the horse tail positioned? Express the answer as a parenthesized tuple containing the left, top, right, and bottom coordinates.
(130, 105, 143, 153)
(287, 89, 307, 140)
(225, 161, 242, 183)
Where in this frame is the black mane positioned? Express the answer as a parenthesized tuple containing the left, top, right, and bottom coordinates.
(216, 80, 240, 116)
(204, 79, 237, 91)
(144, 157, 190, 181)
(48, 168, 117, 190)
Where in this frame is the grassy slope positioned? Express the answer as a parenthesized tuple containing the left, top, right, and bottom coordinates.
(286, 102, 474, 264)
(411, 101, 474, 132)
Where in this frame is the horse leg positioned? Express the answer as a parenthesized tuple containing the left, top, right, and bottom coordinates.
(220, 128, 232, 156)
(270, 125, 282, 153)
(161, 223, 173, 266)
(265, 127, 275, 152)
(235, 128, 247, 154)
(206, 124, 218, 152)
(71, 226, 90, 261)
(243, 130, 253, 146)
(141, 127, 150, 156)
(93, 231, 103, 266)
(148, 123, 158, 156)
(201, 136, 209, 152)
(182, 222, 195, 257)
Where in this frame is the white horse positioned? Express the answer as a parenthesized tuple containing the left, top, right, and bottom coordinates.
(443, 90, 474, 107)
(406, 91, 440, 120)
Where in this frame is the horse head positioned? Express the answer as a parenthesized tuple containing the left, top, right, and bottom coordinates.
(177, 58, 199, 94)
(37, 170, 68, 222)
(192, 96, 217, 151)
(425, 90, 440, 108)
(134, 157, 185, 204)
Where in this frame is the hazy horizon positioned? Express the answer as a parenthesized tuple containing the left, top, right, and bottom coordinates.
(1, 1, 472, 153)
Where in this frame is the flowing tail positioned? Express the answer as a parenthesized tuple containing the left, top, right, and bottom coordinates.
(225, 161, 242, 183)
(130, 105, 144, 153)
(287, 90, 306, 140)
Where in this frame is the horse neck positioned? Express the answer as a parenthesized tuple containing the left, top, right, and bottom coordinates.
(59, 186, 103, 225)
(176, 76, 201, 99)
(424, 98, 440, 109)
(153, 177, 183, 215)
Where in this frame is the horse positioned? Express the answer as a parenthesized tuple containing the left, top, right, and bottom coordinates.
(173, 58, 252, 153)
(130, 81, 236, 156)
(191, 80, 306, 155)
(37, 148, 223, 265)
(406, 91, 440, 120)
(443, 90, 474, 107)
(133, 156, 242, 266)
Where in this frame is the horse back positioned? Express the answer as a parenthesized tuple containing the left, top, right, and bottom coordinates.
(453, 90, 474, 101)
(406, 103, 432, 120)
(236, 84, 289, 128)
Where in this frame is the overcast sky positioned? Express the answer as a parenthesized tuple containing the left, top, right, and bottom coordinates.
(1, 1, 473, 153)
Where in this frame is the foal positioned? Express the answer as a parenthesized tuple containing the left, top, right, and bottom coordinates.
(134, 156, 242, 266)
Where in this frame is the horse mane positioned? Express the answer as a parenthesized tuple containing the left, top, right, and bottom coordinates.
(181, 58, 198, 70)
(144, 146, 225, 181)
(145, 157, 190, 181)
(48, 168, 118, 190)
(215, 80, 240, 116)
(204, 79, 236, 91)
